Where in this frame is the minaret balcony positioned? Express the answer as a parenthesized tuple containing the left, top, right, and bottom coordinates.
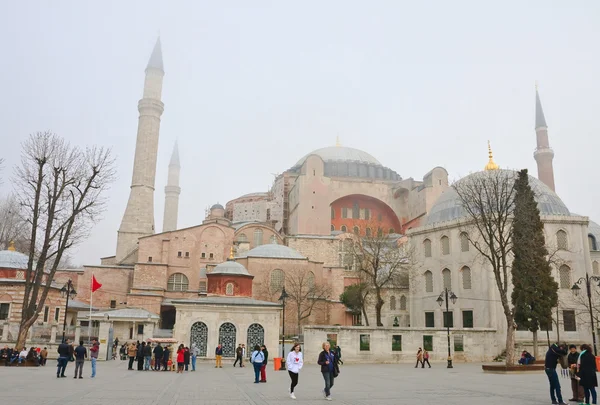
(534, 147, 554, 159)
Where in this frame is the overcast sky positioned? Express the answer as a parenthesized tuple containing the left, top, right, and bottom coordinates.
(1, 1, 599, 265)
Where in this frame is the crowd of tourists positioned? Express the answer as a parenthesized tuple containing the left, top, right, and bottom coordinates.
(0, 345, 48, 366)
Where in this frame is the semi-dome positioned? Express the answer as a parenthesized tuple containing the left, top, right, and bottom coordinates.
(238, 244, 306, 259)
(210, 261, 251, 276)
(295, 146, 382, 167)
(426, 170, 571, 225)
(0, 248, 28, 269)
(589, 220, 600, 250)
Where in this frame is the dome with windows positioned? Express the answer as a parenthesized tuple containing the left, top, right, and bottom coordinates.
(0, 245, 28, 269)
(426, 170, 571, 226)
(210, 261, 251, 276)
(238, 244, 306, 260)
(295, 146, 382, 167)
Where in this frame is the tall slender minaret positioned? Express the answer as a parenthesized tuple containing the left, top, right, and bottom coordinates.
(162, 141, 181, 232)
(534, 85, 555, 191)
(116, 38, 165, 262)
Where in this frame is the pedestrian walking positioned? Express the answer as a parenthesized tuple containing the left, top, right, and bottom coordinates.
(577, 344, 598, 405)
(215, 344, 223, 368)
(90, 340, 99, 378)
(73, 340, 87, 379)
(40, 347, 48, 366)
(176, 344, 185, 373)
(317, 341, 339, 401)
(153, 343, 163, 371)
(422, 349, 431, 368)
(234, 344, 243, 367)
(241, 344, 246, 367)
(127, 342, 137, 370)
(286, 343, 304, 400)
(144, 342, 152, 371)
(191, 343, 199, 371)
(335, 345, 343, 365)
(250, 345, 265, 383)
(56, 339, 72, 378)
(259, 345, 268, 382)
(415, 347, 424, 368)
(568, 344, 584, 402)
(545, 343, 569, 405)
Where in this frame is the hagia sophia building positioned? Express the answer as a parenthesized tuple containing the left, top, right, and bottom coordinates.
(1, 38, 599, 360)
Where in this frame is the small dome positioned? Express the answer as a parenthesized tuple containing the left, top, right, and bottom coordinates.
(294, 146, 382, 167)
(210, 261, 251, 276)
(239, 244, 306, 259)
(211, 203, 224, 210)
(589, 220, 600, 250)
(0, 249, 28, 269)
(426, 170, 570, 225)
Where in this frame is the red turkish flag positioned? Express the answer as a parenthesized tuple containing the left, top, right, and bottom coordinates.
(91, 275, 102, 293)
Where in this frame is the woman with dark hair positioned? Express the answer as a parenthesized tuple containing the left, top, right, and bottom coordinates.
(176, 344, 185, 373)
(577, 344, 598, 404)
(286, 343, 304, 399)
(259, 345, 268, 383)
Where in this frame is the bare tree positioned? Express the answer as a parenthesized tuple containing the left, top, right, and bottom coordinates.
(0, 194, 30, 251)
(454, 170, 518, 365)
(284, 266, 330, 335)
(13, 131, 115, 349)
(349, 226, 411, 327)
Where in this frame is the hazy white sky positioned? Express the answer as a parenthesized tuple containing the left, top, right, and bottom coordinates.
(1, 1, 599, 265)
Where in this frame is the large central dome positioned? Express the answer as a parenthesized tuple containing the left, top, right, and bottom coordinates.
(295, 146, 382, 167)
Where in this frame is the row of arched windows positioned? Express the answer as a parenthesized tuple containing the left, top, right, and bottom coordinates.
(389, 295, 407, 311)
(423, 267, 472, 292)
(269, 269, 315, 292)
(423, 233, 470, 258)
(332, 225, 395, 236)
(237, 231, 278, 246)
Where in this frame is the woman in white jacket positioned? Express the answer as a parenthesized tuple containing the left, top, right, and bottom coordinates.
(286, 343, 304, 399)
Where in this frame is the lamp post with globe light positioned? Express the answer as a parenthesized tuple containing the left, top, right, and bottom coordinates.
(60, 279, 77, 343)
(279, 287, 289, 370)
(571, 273, 600, 355)
(437, 288, 458, 368)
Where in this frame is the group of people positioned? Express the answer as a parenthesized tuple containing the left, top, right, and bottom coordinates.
(0, 345, 48, 366)
(55, 338, 100, 378)
(415, 347, 431, 368)
(545, 342, 598, 405)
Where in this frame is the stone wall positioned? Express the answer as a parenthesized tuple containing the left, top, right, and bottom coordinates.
(303, 326, 499, 363)
(77, 265, 133, 309)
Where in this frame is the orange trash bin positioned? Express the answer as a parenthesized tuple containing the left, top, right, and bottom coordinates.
(595, 356, 600, 371)
(273, 357, 282, 371)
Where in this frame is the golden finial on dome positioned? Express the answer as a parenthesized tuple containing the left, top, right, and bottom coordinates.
(229, 246, 234, 260)
(485, 141, 499, 171)
(7, 241, 16, 251)
(336, 136, 341, 147)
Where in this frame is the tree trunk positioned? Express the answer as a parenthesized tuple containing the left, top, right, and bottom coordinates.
(361, 306, 369, 327)
(15, 319, 34, 350)
(533, 330, 538, 359)
(505, 322, 516, 366)
(375, 299, 383, 327)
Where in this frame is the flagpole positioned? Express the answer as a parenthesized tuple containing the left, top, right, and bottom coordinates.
(88, 273, 93, 345)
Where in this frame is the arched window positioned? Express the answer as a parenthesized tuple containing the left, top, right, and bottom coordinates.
(423, 239, 432, 258)
(269, 235, 278, 244)
(424, 271, 433, 293)
(237, 233, 248, 243)
(589, 234, 598, 251)
(389, 228, 395, 234)
(441, 236, 450, 255)
(400, 295, 407, 311)
(270, 269, 285, 292)
(366, 228, 372, 237)
(442, 268, 451, 289)
(556, 230, 568, 250)
(307, 271, 315, 292)
(390, 296, 396, 310)
(593, 261, 600, 276)
(462, 266, 472, 290)
(331, 224, 335, 232)
(460, 232, 469, 252)
(254, 229, 263, 247)
(341, 225, 347, 233)
(353, 226, 360, 235)
(225, 283, 234, 296)
(377, 228, 383, 237)
(167, 273, 189, 291)
(559, 265, 571, 289)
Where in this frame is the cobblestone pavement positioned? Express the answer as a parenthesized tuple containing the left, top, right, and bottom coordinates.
(1, 359, 560, 404)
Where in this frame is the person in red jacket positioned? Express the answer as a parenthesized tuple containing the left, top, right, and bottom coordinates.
(176, 344, 185, 373)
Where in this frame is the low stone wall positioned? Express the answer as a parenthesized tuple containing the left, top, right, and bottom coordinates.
(303, 325, 499, 363)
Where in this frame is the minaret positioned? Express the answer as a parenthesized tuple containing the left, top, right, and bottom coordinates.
(533, 85, 556, 191)
(116, 38, 165, 262)
(162, 141, 180, 232)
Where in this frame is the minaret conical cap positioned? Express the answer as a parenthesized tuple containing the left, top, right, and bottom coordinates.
(535, 85, 547, 129)
(169, 140, 180, 167)
(146, 37, 164, 72)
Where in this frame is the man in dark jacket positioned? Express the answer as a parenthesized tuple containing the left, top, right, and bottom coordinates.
(567, 344, 584, 402)
(144, 342, 152, 371)
(162, 346, 170, 371)
(74, 340, 87, 379)
(56, 339, 72, 378)
(234, 344, 243, 367)
(545, 343, 568, 405)
(153, 343, 163, 371)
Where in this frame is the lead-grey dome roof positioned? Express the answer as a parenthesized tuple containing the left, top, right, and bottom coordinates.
(0, 249, 28, 269)
(295, 146, 382, 167)
(426, 170, 571, 225)
(239, 244, 306, 259)
(211, 203, 224, 210)
(589, 220, 600, 251)
(210, 261, 251, 276)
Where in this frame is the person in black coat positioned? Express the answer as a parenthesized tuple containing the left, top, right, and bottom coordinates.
(153, 343, 163, 371)
(162, 346, 170, 371)
(317, 341, 339, 400)
(183, 347, 190, 371)
(137, 342, 145, 371)
(577, 344, 598, 405)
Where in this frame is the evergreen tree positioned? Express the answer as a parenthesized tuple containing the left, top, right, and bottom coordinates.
(511, 169, 558, 358)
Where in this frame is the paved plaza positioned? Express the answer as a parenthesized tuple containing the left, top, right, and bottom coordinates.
(2, 359, 559, 404)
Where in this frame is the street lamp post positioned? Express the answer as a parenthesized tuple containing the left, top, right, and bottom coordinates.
(437, 288, 458, 369)
(279, 287, 289, 371)
(571, 273, 600, 355)
(60, 279, 77, 343)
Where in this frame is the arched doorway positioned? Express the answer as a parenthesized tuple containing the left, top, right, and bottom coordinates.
(190, 322, 208, 357)
(246, 323, 265, 356)
(218, 322, 237, 357)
